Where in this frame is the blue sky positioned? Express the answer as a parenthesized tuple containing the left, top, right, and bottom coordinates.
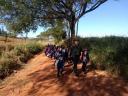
(34, 0, 128, 37)
(0, 0, 128, 38)
(78, 0, 128, 37)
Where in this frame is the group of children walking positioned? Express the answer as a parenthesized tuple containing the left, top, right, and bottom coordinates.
(44, 43, 90, 77)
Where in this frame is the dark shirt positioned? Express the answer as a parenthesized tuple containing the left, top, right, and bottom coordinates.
(71, 45, 81, 58)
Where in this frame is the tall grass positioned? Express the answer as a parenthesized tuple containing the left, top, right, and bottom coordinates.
(0, 42, 44, 79)
(79, 36, 128, 79)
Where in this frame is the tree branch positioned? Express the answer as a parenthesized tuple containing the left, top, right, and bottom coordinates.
(60, 0, 74, 14)
(40, 15, 66, 20)
(75, 0, 107, 22)
(85, 0, 107, 13)
(75, 2, 87, 22)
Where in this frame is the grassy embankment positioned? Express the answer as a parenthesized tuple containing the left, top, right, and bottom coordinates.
(0, 36, 44, 79)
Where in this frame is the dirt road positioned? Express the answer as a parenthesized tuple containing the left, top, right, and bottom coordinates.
(0, 53, 128, 96)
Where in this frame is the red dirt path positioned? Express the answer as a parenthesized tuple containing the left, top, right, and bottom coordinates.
(0, 53, 128, 96)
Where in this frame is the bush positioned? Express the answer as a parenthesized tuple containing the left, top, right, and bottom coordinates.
(79, 36, 128, 78)
(25, 43, 42, 54)
(13, 43, 43, 55)
(0, 56, 20, 79)
(19, 53, 33, 63)
(13, 45, 26, 56)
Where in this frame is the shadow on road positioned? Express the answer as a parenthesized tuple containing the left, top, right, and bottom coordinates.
(27, 61, 128, 96)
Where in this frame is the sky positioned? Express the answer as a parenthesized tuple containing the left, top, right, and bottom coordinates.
(0, 0, 128, 38)
(78, 0, 128, 37)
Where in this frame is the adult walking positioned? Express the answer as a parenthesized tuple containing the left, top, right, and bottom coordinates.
(70, 39, 81, 76)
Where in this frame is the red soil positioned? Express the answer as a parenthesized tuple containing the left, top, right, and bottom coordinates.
(0, 53, 128, 96)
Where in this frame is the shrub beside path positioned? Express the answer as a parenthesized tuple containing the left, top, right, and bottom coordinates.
(0, 53, 128, 96)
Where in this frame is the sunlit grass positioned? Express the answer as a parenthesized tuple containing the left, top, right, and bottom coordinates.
(0, 36, 44, 79)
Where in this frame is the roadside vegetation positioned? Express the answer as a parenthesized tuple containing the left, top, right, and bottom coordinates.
(79, 36, 128, 79)
(0, 37, 44, 79)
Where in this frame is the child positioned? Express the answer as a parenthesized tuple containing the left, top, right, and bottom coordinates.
(80, 48, 90, 73)
(55, 47, 65, 77)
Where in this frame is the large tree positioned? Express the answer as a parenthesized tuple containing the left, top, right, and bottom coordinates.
(0, 0, 107, 40)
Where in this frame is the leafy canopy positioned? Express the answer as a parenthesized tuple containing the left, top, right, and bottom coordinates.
(0, 0, 107, 35)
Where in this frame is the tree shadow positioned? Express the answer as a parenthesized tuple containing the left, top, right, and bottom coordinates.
(27, 62, 128, 96)
(66, 72, 128, 96)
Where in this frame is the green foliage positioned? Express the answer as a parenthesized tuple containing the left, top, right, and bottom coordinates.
(38, 20, 66, 44)
(13, 43, 43, 62)
(25, 43, 42, 54)
(79, 36, 128, 78)
(0, 0, 107, 38)
(13, 45, 32, 63)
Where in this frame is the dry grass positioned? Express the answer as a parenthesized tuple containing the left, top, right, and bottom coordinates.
(0, 36, 45, 79)
(0, 36, 54, 46)
(0, 36, 32, 46)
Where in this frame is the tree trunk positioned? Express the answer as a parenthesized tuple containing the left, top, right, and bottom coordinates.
(70, 22, 75, 39)
(70, 17, 75, 39)
(69, 15, 76, 45)
(76, 20, 79, 37)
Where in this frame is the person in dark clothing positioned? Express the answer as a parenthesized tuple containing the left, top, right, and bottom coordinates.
(80, 48, 90, 73)
(70, 43, 81, 76)
(57, 57, 64, 77)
